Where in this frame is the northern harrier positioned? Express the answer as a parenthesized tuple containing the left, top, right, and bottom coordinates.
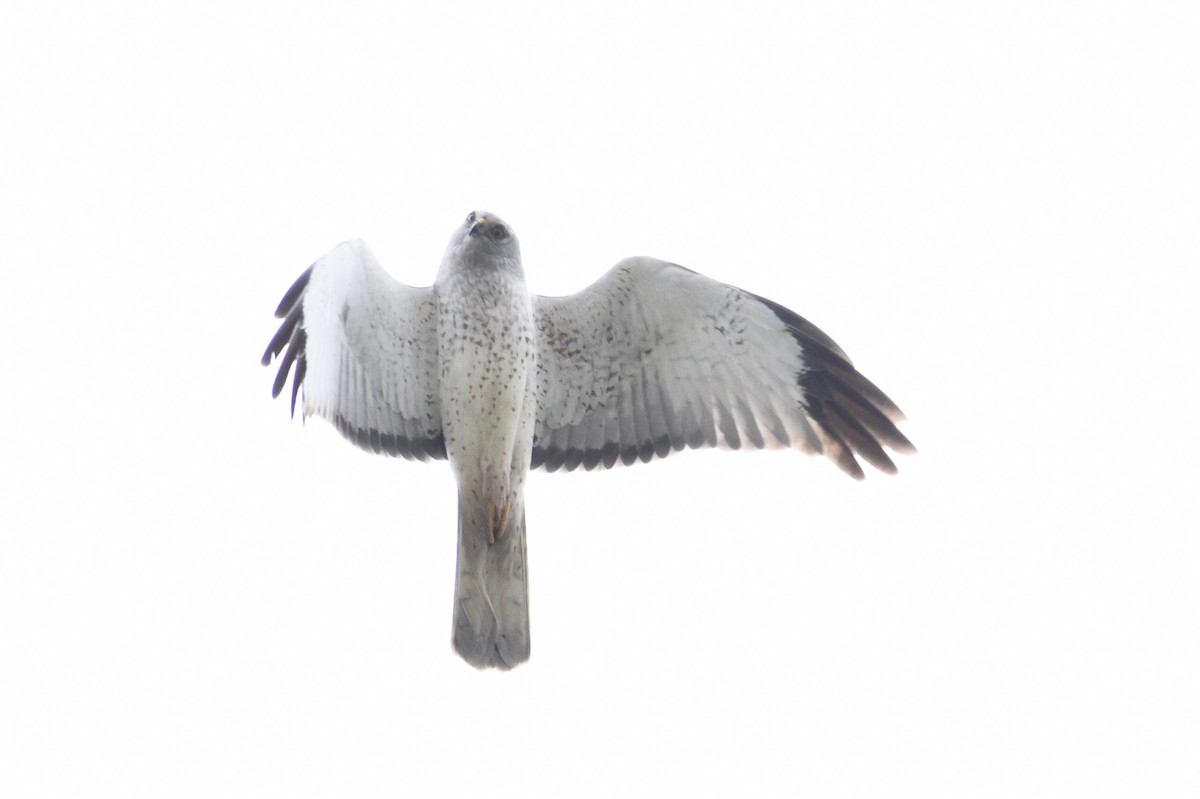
(262, 211, 913, 670)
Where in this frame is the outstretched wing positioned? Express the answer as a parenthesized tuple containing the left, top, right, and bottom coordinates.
(261, 239, 446, 461)
(531, 257, 913, 478)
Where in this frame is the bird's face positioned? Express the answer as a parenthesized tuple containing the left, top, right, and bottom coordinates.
(443, 210, 522, 274)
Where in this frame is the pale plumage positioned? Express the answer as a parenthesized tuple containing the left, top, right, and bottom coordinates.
(262, 211, 914, 670)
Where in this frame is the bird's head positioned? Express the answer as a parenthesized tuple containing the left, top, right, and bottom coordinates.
(438, 210, 523, 280)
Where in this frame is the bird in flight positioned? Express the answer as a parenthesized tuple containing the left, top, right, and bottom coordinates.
(262, 211, 913, 670)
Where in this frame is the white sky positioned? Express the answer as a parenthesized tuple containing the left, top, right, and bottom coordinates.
(2, 1, 1198, 796)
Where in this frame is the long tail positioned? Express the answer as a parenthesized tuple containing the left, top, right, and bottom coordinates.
(451, 492, 530, 670)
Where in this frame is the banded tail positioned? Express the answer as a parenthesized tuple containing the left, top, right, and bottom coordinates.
(451, 492, 530, 669)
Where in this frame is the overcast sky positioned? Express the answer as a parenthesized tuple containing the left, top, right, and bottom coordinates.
(2, 2, 1198, 796)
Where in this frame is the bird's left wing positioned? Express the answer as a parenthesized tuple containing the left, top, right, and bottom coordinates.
(261, 239, 445, 460)
(532, 257, 913, 478)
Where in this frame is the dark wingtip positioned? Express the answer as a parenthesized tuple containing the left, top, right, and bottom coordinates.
(754, 291, 914, 478)
(274, 265, 314, 318)
(261, 301, 303, 367)
(753, 292, 852, 364)
(271, 325, 305, 399)
(265, 266, 312, 410)
(289, 355, 306, 417)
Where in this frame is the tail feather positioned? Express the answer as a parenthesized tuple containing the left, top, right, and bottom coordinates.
(452, 494, 530, 669)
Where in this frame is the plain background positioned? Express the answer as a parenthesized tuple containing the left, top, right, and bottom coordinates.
(2, 1, 1197, 796)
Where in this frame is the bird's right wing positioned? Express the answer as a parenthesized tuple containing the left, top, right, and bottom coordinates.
(531, 257, 912, 478)
(261, 239, 446, 460)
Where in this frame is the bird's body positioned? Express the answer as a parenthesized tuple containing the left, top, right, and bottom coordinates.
(262, 211, 914, 670)
(435, 215, 537, 667)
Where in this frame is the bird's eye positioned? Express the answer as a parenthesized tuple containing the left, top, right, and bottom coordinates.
(489, 225, 508, 241)
(465, 211, 477, 226)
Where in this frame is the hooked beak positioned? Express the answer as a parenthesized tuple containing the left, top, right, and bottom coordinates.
(467, 212, 486, 236)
